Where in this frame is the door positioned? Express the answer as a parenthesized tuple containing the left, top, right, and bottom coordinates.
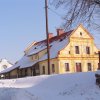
(33, 67, 36, 76)
(76, 63, 82, 72)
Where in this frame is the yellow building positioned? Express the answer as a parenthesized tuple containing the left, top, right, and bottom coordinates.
(0, 24, 99, 79)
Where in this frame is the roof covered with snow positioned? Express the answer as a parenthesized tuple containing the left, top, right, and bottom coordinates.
(27, 30, 72, 56)
(0, 59, 13, 72)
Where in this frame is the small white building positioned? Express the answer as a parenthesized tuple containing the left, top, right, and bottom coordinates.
(0, 59, 13, 72)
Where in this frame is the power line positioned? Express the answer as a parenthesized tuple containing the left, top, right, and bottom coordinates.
(48, 0, 53, 5)
(48, 7, 66, 20)
(96, 44, 100, 45)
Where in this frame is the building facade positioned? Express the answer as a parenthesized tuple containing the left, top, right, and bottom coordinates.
(0, 24, 99, 79)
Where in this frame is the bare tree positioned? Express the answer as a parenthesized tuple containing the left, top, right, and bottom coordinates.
(49, 0, 100, 30)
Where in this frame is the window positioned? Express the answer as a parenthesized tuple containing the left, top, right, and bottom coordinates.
(65, 63, 70, 71)
(80, 32, 82, 36)
(35, 55, 37, 59)
(98, 63, 100, 70)
(76, 63, 82, 72)
(87, 63, 92, 71)
(35, 66, 39, 70)
(42, 66, 45, 74)
(32, 55, 38, 60)
(59, 39, 63, 42)
(69, 51, 70, 54)
(75, 46, 79, 54)
(45, 52, 47, 54)
(52, 64, 55, 73)
(3, 65, 7, 69)
(25, 69, 27, 76)
(86, 46, 90, 54)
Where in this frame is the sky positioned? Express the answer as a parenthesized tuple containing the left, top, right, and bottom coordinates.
(0, 0, 100, 63)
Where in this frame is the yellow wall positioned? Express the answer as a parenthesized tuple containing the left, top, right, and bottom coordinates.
(32, 25, 99, 75)
(38, 49, 47, 59)
(57, 59, 98, 74)
(57, 25, 99, 74)
(10, 69, 17, 76)
(39, 59, 59, 75)
(8, 69, 18, 78)
(27, 68, 32, 76)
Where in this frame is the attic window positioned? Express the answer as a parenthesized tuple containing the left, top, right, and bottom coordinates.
(59, 39, 63, 42)
(35, 55, 37, 59)
(50, 45, 52, 47)
(80, 32, 82, 36)
(45, 52, 47, 54)
(59, 36, 66, 42)
(3, 65, 7, 69)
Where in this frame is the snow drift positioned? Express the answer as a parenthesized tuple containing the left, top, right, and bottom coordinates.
(0, 72, 100, 100)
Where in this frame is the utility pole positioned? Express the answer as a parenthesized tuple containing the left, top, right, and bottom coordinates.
(45, 0, 50, 74)
(98, 51, 100, 70)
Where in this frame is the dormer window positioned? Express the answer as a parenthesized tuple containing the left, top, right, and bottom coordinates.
(45, 52, 47, 54)
(32, 54, 37, 60)
(35, 55, 37, 59)
(59, 38, 63, 42)
(80, 32, 82, 36)
(59, 37, 65, 42)
(3, 65, 7, 69)
(50, 45, 52, 47)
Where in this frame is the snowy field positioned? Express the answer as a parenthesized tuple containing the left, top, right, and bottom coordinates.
(0, 72, 100, 100)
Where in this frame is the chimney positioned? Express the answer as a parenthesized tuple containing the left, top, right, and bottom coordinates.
(57, 29, 64, 36)
(48, 33, 53, 39)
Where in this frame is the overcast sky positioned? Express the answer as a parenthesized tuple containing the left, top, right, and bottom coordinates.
(0, 0, 100, 63)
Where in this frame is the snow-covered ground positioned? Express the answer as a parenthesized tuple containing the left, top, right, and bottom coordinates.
(0, 72, 100, 100)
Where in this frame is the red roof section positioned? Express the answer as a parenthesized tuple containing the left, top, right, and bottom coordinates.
(35, 30, 73, 45)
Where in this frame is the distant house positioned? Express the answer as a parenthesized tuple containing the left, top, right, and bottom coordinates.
(0, 24, 99, 79)
(0, 59, 13, 72)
